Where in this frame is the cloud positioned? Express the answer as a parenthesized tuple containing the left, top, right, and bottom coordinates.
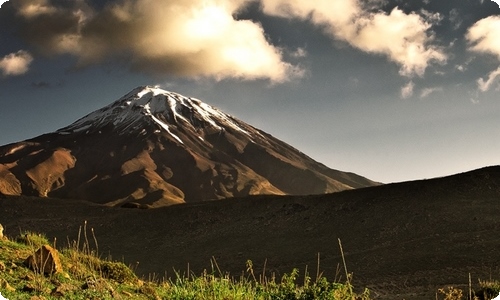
(0, 50, 33, 77)
(466, 15, 500, 91)
(9, 0, 303, 82)
(420, 87, 443, 98)
(4, 0, 449, 82)
(260, 0, 447, 77)
(477, 66, 500, 92)
(15, 0, 58, 18)
(289, 47, 307, 58)
(467, 16, 500, 59)
(448, 9, 462, 30)
(9, 0, 93, 56)
(401, 81, 414, 98)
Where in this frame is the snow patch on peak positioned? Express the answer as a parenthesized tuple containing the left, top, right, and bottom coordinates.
(143, 101, 184, 144)
(57, 86, 256, 144)
(137, 86, 165, 98)
(130, 86, 253, 138)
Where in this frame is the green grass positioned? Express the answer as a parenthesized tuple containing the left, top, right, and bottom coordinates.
(1, 225, 498, 300)
(0, 224, 370, 300)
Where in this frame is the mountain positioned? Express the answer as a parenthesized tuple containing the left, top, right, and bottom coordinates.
(0, 86, 377, 207)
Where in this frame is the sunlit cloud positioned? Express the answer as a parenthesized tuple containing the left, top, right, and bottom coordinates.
(0, 50, 33, 77)
(466, 15, 500, 92)
(477, 66, 500, 92)
(401, 81, 414, 98)
(260, 0, 447, 78)
(16, 0, 58, 18)
(9, 0, 303, 83)
(467, 16, 500, 58)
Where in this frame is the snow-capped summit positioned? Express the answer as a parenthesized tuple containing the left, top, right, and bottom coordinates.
(58, 86, 256, 145)
(0, 86, 378, 207)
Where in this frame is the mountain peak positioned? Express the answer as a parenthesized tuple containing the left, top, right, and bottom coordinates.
(134, 85, 173, 98)
(57, 86, 251, 144)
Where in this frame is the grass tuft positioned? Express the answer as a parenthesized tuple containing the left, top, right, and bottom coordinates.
(16, 232, 50, 249)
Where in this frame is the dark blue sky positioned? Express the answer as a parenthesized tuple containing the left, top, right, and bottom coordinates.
(1, 0, 499, 183)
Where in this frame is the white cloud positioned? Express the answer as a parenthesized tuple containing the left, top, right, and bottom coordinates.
(420, 87, 443, 98)
(0, 50, 33, 77)
(455, 57, 474, 73)
(401, 81, 414, 98)
(260, 0, 447, 77)
(11, 0, 303, 83)
(467, 16, 500, 59)
(16, 0, 58, 18)
(477, 66, 500, 92)
(419, 9, 443, 23)
(289, 47, 307, 58)
(466, 15, 500, 91)
(449, 9, 462, 30)
(0, 0, 8, 8)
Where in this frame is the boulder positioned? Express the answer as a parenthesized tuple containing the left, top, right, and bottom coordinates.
(25, 245, 62, 274)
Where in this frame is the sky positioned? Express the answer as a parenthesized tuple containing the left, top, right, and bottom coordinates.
(0, 0, 499, 184)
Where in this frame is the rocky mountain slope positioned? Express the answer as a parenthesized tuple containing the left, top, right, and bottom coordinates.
(0, 86, 377, 207)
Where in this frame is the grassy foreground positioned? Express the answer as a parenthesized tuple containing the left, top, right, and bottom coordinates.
(1, 224, 499, 300)
(0, 223, 370, 300)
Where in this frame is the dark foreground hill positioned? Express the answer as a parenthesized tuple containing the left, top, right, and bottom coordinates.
(2, 166, 500, 299)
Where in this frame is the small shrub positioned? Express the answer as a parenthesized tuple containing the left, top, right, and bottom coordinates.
(99, 260, 137, 283)
(475, 280, 500, 300)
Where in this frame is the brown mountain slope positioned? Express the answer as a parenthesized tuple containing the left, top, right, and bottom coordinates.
(1, 165, 500, 299)
(0, 86, 377, 206)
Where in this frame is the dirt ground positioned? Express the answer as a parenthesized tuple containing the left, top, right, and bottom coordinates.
(2, 166, 500, 299)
